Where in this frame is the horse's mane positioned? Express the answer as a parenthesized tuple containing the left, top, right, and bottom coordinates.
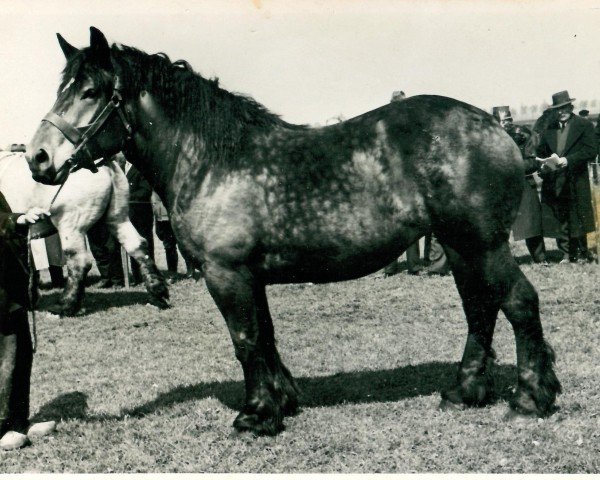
(61, 43, 307, 165)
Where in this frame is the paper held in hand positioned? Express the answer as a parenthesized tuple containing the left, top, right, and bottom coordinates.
(536, 154, 563, 171)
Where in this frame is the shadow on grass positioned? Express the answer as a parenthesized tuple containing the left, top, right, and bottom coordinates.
(32, 362, 518, 424)
(36, 289, 153, 315)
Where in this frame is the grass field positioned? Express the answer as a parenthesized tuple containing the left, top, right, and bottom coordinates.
(1, 242, 599, 473)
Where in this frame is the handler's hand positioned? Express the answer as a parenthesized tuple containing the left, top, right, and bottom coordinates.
(16, 207, 51, 225)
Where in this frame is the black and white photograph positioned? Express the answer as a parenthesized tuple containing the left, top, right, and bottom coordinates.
(0, 0, 599, 474)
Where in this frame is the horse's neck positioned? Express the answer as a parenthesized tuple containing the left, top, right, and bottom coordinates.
(128, 98, 207, 209)
(125, 133, 175, 206)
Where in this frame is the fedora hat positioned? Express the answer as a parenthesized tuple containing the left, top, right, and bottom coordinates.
(548, 90, 575, 109)
(492, 106, 512, 122)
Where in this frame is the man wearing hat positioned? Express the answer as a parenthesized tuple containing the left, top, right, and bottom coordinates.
(536, 90, 597, 263)
(492, 106, 546, 262)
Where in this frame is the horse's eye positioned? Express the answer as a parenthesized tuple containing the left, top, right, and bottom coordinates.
(81, 89, 98, 100)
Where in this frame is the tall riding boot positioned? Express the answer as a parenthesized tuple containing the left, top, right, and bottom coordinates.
(165, 247, 179, 275)
(48, 265, 65, 289)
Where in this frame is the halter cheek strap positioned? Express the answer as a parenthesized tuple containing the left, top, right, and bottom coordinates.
(40, 76, 133, 174)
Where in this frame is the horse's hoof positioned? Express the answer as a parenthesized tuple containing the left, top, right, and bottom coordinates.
(150, 296, 171, 310)
(27, 421, 57, 438)
(282, 399, 300, 417)
(0, 431, 29, 451)
(46, 303, 64, 315)
(47, 302, 80, 317)
(439, 398, 467, 412)
(233, 411, 284, 436)
(504, 408, 537, 423)
(59, 307, 80, 317)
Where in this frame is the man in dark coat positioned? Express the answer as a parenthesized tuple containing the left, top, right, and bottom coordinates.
(493, 106, 546, 263)
(86, 154, 125, 288)
(0, 193, 55, 450)
(537, 90, 597, 263)
(126, 161, 155, 284)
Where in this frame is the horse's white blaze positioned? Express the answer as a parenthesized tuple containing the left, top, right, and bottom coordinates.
(60, 77, 75, 94)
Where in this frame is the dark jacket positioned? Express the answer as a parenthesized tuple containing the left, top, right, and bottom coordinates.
(127, 164, 153, 204)
(507, 124, 543, 241)
(536, 115, 596, 237)
(125, 164, 155, 267)
(0, 192, 29, 314)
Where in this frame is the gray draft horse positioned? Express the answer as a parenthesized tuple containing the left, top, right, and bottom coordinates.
(25, 27, 560, 435)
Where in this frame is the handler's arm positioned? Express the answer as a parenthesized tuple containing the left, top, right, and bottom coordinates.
(0, 211, 26, 238)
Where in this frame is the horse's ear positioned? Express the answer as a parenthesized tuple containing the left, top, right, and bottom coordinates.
(89, 26, 111, 68)
(56, 33, 78, 60)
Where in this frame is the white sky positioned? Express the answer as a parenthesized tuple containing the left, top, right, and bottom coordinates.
(1, 0, 600, 145)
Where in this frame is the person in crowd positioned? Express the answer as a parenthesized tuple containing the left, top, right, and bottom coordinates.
(537, 91, 596, 263)
(86, 154, 125, 288)
(423, 234, 449, 275)
(151, 192, 199, 282)
(493, 106, 546, 263)
(0, 193, 55, 450)
(87, 220, 125, 288)
(151, 192, 177, 281)
(126, 161, 155, 284)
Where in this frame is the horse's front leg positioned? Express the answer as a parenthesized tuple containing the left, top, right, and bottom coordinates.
(204, 261, 299, 436)
(50, 232, 91, 316)
(110, 220, 169, 309)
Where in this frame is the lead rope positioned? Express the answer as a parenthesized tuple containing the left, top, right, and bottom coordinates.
(25, 168, 72, 353)
(27, 231, 37, 352)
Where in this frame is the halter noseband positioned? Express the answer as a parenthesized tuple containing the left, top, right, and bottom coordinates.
(41, 76, 132, 175)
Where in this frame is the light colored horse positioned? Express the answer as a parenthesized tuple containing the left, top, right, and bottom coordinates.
(0, 151, 169, 315)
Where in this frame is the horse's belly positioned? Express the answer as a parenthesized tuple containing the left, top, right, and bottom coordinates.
(259, 225, 419, 284)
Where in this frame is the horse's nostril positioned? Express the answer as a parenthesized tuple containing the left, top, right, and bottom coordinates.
(34, 148, 49, 164)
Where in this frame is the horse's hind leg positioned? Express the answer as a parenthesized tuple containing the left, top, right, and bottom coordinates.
(440, 245, 499, 409)
(103, 164, 169, 308)
(110, 220, 169, 309)
(204, 262, 299, 436)
(51, 233, 91, 316)
(441, 242, 561, 417)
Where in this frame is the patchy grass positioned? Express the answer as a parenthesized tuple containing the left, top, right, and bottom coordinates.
(2, 242, 600, 473)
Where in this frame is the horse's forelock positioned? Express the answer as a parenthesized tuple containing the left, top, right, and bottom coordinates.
(58, 48, 113, 98)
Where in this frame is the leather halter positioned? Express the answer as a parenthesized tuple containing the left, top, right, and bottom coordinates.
(41, 76, 132, 175)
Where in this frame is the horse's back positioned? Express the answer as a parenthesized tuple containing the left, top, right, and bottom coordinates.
(175, 94, 524, 283)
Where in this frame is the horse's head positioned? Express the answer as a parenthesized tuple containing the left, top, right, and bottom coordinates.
(27, 27, 131, 185)
(521, 108, 560, 161)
